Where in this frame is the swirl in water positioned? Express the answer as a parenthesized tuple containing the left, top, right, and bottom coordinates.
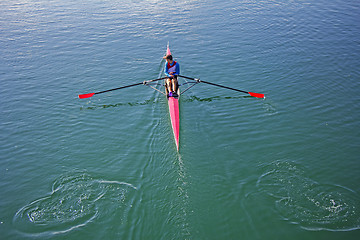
(13, 172, 136, 236)
(257, 160, 360, 231)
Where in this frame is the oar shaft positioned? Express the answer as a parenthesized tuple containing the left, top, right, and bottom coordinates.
(178, 75, 264, 98)
(96, 77, 166, 95)
(95, 82, 143, 95)
(78, 77, 167, 99)
(200, 80, 248, 94)
(179, 75, 247, 94)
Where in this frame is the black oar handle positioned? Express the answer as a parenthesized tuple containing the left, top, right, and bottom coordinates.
(179, 75, 199, 81)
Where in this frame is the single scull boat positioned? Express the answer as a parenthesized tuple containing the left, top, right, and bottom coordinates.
(164, 44, 180, 151)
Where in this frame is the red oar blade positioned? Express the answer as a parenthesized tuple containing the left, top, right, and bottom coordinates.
(78, 93, 95, 99)
(248, 92, 265, 98)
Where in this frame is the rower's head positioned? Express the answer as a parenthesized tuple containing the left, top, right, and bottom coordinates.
(166, 55, 173, 63)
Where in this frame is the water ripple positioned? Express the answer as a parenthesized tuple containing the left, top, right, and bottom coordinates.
(13, 172, 136, 237)
(257, 160, 360, 231)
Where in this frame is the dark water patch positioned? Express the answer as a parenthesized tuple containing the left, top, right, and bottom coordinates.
(13, 171, 136, 237)
(257, 160, 360, 231)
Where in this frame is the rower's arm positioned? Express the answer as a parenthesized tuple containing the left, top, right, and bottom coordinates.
(164, 64, 171, 77)
(174, 62, 180, 76)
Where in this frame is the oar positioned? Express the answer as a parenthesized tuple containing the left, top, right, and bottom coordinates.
(179, 75, 265, 98)
(78, 77, 167, 99)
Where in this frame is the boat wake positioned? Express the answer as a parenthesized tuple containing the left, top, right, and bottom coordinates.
(174, 154, 191, 238)
(13, 172, 137, 237)
(257, 160, 360, 231)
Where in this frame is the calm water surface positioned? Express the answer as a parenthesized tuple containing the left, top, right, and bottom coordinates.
(1, 0, 359, 239)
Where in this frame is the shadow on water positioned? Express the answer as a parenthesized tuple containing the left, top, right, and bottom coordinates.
(80, 98, 160, 110)
(184, 95, 253, 103)
(257, 160, 360, 231)
(79, 95, 250, 110)
(13, 171, 137, 237)
(79, 94, 278, 119)
(185, 95, 278, 115)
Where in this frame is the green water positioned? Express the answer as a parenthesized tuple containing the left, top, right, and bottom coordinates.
(1, 0, 359, 239)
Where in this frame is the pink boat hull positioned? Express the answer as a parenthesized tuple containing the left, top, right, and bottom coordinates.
(165, 43, 180, 151)
(168, 96, 180, 151)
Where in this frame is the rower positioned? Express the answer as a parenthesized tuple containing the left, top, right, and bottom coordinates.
(164, 54, 180, 97)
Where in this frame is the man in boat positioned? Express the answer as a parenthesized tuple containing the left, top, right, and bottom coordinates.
(164, 54, 180, 97)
